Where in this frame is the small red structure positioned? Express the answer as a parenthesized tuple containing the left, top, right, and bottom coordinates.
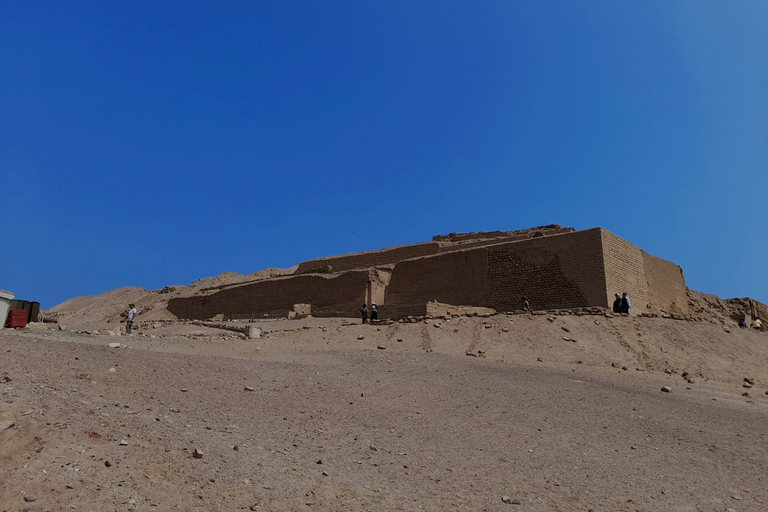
(5, 309, 28, 328)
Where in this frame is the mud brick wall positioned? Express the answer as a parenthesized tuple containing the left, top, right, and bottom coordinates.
(168, 271, 369, 320)
(642, 252, 689, 317)
(378, 302, 428, 319)
(385, 249, 492, 307)
(295, 242, 439, 274)
(487, 229, 608, 311)
(601, 230, 650, 313)
(600, 230, 688, 317)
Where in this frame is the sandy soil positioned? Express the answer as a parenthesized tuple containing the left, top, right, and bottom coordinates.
(1, 313, 767, 512)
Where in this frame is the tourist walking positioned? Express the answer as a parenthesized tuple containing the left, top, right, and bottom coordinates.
(360, 303, 369, 324)
(370, 303, 378, 321)
(126, 303, 137, 334)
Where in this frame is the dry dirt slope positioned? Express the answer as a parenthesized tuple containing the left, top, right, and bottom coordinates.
(46, 268, 294, 323)
(1, 312, 767, 511)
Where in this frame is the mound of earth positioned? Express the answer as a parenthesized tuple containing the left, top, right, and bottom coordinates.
(1, 312, 767, 511)
(46, 267, 296, 324)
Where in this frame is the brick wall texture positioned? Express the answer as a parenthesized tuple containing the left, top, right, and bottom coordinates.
(295, 242, 439, 274)
(168, 228, 689, 320)
(167, 271, 369, 320)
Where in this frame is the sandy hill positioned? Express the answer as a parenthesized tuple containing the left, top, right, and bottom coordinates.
(47, 267, 295, 323)
(2, 306, 768, 510)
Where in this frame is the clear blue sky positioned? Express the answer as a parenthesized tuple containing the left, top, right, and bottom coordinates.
(1, 1, 766, 308)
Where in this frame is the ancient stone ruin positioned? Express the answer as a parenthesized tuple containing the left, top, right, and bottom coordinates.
(167, 225, 689, 320)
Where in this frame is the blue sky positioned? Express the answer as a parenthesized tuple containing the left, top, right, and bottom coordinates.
(1, 1, 766, 308)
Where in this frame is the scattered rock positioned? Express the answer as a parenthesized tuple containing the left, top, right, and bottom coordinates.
(108, 342, 121, 348)
(24, 496, 37, 503)
(0, 420, 14, 432)
(664, 369, 673, 375)
(660, 386, 672, 393)
(377, 345, 386, 350)
(193, 448, 203, 459)
(433, 323, 441, 328)
(108, 368, 116, 373)
(104, 460, 112, 467)
(744, 377, 755, 385)
(561, 326, 570, 332)
(357, 335, 364, 340)
(119, 439, 129, 446)
(244, 386, 255, 392)
(396, 338, 403, 342)
(502, 496, 512, 504)
(743, 383, 753, 389)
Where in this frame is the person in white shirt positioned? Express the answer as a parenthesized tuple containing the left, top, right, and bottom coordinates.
(126, 303, 137, 334)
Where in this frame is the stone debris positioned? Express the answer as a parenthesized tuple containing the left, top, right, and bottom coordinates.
(744, 377, 755, 385)
(193, 447, 204, 458)
(357, 335, 364, 340)
(108, 368, 116, 372)
(108, 343, 121, 348)
(119, 439, 129, 446)
(377, 345, 386, 350)
(743, 383, 753, 388)
(244, 386, 255, 391)
(661, 386, 672, 393)
(104, 460, 112, 467)
(0, 420, 14, 432)
(24, 496, 37, 502)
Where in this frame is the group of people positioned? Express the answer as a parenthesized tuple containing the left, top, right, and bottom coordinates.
(360, 302, 378, 323)
(740, 318, 762, 331)
(612, 293, 631, 315)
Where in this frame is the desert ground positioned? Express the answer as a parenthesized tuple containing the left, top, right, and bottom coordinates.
(2, 310, 767, 512)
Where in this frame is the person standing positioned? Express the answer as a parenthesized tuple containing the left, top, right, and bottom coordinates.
(360, 303, 369, 324)
(126, 303, 137, 334)
(612, 294, 622, 314)
(620, 293, 631, 315)
(370, 303, 378, 322)
(752, 318, 763, 332)
(523, 297, 531, 312)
